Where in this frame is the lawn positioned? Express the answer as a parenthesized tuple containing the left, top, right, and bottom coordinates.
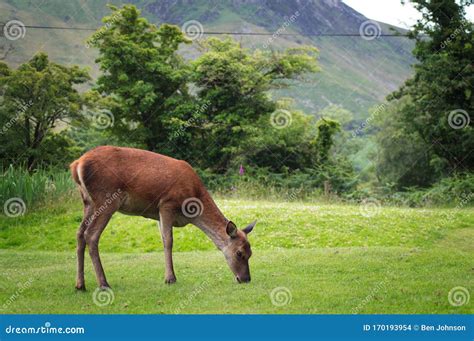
(0, 198, 473, 314)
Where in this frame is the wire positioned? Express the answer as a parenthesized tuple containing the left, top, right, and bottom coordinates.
(0, 23, 414, 37)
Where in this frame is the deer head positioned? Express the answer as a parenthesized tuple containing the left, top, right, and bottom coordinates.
(222, 220, 256, 283)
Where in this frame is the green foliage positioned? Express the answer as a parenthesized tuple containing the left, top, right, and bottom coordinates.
(386, 0, 473, 178)
(374, 98, 441, 188)
(238, 108, 317, 172)
(0, 53, 90, 169)
(395, 173, 474, 207)
(89, 4, 191, 151)
(314, 118, 341, 164)
(343, 172, 474, 208)
(0, 166, 75, 210)
(85, 5, 351, 192)
(316, 105, 354, 128)
(182, 38, 319, 171)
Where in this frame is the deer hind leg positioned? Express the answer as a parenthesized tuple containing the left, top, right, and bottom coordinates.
(159, 209, 177, 284)
(75, 190, 94, 290)
(84, 200, 118, 289)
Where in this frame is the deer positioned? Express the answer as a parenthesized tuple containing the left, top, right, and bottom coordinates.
(70, 146, 256, 290)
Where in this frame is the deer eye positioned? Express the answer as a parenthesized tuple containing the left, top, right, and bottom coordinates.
(236, 251, 243, 258)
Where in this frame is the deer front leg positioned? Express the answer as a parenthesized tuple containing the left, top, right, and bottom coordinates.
(159, 212, 176, 284)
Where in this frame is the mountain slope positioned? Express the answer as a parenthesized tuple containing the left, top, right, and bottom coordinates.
(0, 0, 415, 120)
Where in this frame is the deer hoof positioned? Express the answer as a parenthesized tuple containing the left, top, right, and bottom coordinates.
(165, 276, 177, 284)
(75, 284, 86, 291)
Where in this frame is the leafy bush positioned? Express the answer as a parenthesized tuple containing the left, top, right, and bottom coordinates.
(342, 173, 474, 207)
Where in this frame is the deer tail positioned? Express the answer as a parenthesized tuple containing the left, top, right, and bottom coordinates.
(70, 160, 81, 185)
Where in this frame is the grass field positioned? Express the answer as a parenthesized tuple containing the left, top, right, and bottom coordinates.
(0, 198, 473, 314)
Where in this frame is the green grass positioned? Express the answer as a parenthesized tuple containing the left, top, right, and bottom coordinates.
(0, 166, 75, 211)
(0, 198, 473, 314)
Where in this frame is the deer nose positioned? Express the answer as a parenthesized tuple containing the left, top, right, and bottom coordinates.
(236, 275, 251, 283)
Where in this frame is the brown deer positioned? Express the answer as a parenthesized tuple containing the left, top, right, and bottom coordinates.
(70, 146, 256, 290)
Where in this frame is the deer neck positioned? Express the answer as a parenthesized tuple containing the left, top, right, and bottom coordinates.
(194, 192, 229, 251)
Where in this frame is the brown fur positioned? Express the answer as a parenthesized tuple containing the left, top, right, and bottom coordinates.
(71, 146, 255, 289)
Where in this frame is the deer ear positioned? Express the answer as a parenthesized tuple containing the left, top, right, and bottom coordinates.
(242, 220, 257, 234)
(226, 221, 238, 238)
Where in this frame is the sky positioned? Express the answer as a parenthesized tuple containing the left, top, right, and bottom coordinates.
(343, 0, 474, 28)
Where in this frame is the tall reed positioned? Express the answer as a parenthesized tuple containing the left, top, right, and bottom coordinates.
(0, 165, 75, 212)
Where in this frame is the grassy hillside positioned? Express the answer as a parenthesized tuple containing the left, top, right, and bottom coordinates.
(0, 199, 472, 314)
(0, 0, 415, 120)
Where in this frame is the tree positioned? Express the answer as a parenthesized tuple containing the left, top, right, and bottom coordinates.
(314, 118, 341, 164)
(187, 37, 319, 171)
(241, 106, 318, 173)
(88, 4, 191, 151)
(0, 53, 89, 169)
(388, 0, 473, 176)
(375, 98, 442, 188)
(317, 105, 354, 128)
